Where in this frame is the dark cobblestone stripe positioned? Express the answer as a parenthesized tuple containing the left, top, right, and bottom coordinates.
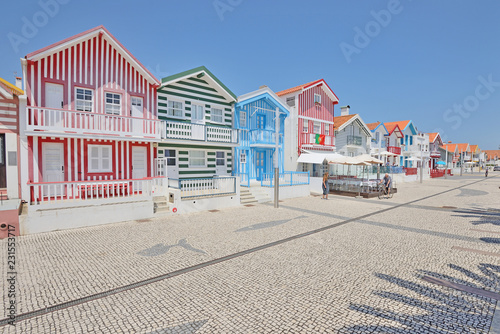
(0, 177, 489, 327)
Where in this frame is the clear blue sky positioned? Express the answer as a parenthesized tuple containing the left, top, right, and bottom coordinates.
(1, 0, 499, 149)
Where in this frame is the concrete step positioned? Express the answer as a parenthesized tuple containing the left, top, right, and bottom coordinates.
(241, 198, 258, 204)
(155, 206, 170, 213)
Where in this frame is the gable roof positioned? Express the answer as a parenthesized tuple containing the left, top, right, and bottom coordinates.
(276, 79, 339, 104)
(0, 78, 23, 96)
(440, 143, 457, 153)
(469, 144, 479, 153)
(236, 86, 290, 116)
(25, 25, 159, 85)
(383, 120, 418, 135)
(428, 133, 438, 143)
(333, 114, 356, 130)
(483, 150, 500, 160)
(334, 114, 372, 137)
(455, 143, 470, 153)
(160, 66, 237, 102)
(386, 124, 404, 138)
(366, 121, 380, 131)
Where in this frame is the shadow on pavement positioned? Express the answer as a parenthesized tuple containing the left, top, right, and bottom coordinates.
(451, 207, 500, 227)
(343, 263, 500, 333)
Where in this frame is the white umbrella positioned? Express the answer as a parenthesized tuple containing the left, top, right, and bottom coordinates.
(379, 151, 398, 157)
(407, 157, 422, 161)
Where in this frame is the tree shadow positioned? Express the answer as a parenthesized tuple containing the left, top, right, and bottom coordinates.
(451, 207, 500, 227)
(343, 263, 500, 333)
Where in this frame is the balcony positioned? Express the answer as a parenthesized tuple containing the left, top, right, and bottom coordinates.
(165, 120, 238, 144)
(346, 135, 362, 146)
(249, 129, 282, 146)
(301, 133, 335, 150)
(430, 150, 441, 158)
(387, 146, 401, 155)
(26, 107, 165, 140)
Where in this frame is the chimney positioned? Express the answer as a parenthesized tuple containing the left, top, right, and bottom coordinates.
(15, 77, 22, 89)
(259, 85, 268, 89)
(340, 105, 350, 116)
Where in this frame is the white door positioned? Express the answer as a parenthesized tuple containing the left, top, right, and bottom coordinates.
(132, 146, 147, 191)
(163, 149, 179, 179)
(131, 97, 143, 135)
(42, 142, 64, 196)
(215, 151, 227, 176)
(45, 83, 64, 127)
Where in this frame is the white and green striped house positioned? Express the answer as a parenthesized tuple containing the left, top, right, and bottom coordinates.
(157, 66, 238, 179)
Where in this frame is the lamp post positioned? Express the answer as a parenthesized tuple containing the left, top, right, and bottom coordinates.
(274, 107, 279, 208)
(444, 146, 448, 179)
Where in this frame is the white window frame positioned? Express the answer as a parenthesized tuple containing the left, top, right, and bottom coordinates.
(240, 111, 247, 128)
(303, 120, 308, 133)
(75, 87, 93, 112)
(105, 92, 121, 115)
(191, 104, 205, 123)
(313, 121, 321, 134)
(211, 107, 224, 124)
(325, 124, 329, 136)
(240, 152, 246, 164)
(216, 151, 225, 166)
(167, 99, 184, 118)
(164, 149, 176, 166)
(88, 145, 112, 173)
(314, 94, 321, 104)
(188, 150, 206, 167)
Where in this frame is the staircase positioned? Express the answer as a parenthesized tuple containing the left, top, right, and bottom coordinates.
(240, 186, 271, 205)
(153, 196, 169, 214)
(240, 188, 258, 205)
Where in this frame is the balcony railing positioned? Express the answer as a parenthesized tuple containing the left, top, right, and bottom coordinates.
(27, 107, 165, 139)
(165, 121, 238, 143)
(28, 177, 165, 209)
(168, 176, 237, 199)
(387, 146, 401, 155)
(430, 150, 441, 158)
(346, 135, 362, 146)
(302, 133, 335, 148)
(249, 129, 282, 145)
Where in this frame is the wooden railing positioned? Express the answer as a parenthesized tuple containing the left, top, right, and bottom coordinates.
(28, 177, 164, 208)
(168, 176, 237, 199)
(27, 107, 166, 139)
(387, 146, 401, 155)
(165, 121, 238, 143)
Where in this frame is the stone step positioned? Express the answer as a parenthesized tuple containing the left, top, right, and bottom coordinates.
(155, 206, 170, 213)
(241, 198, 258, 204)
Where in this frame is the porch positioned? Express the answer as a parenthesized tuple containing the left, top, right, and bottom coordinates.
(26, 107, 166, 140)
(165, 120, 238, 143)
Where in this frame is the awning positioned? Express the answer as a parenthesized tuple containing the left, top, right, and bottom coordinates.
(297, 153, 328, 164)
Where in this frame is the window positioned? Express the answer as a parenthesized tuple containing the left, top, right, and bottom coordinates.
(191, 104, 204, 123)
(325, 125, 329, 136)
(314, 94, 321, 104)
(374, 132, 380, 143)
(88, 145, 112, 172)
(240, 152, 246, 164)
(105, 93, 121, 115)
(286, 97, 295, 107)
(216, 151, 225, 166)
(189, 150, 205, 167)
(211, 108, 223, 123)
(240, 111, 247, 128)
(165, 150, 176, 166)
(303, 120, 308, 133)
(313, 121, 321, 134)
(167, 100, 183, 117)
(76, 88, 93, 112)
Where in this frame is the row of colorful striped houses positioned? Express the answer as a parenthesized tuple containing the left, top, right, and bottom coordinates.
(0, 25, 337, 235)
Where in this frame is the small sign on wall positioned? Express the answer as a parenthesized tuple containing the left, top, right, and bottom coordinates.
(8, 152, 17, 166)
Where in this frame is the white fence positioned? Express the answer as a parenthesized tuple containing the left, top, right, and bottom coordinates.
(169, 176, 237, 199)
(27, 107, 166, 139)
(28, 178, 162, 209)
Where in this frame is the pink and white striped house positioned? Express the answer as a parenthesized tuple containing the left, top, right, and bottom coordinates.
(19, 26, 165, 231)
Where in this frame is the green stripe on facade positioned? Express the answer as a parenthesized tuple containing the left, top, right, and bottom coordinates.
(184, 113, 191, 117)
(205, 104, 211, 108)
(179, 158, 188, 162)
(179, 164, 189, 168)
(166, 84, 227, 100)
(158, 103, 167, 107)
(208, 164, 216, 168)
(158, 96, 167, 101)
(185, 107, 191, 111)
(185, 101, 191, 105)
(157, 90, 231, 106)
(207, 158, 215, 161)
(179, 170, 216, 175)
(177, 80, 218, 92)
(207, 152, 215, 155)
(224, 108, 231, 111)
(224, 113, 232, 117)
(179, 151, 189, 155)
(187, 77, 208, 84)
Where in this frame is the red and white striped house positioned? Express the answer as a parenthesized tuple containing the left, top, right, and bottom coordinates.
(0, 77, 24, 201)
(19, 26, 165, 230)
(277, 79, 339, 175)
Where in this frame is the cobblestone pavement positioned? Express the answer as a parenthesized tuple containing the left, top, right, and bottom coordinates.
(1, 173, 500, 333)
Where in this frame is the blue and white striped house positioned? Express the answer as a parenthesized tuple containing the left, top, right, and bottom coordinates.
(234, 87, 290, 185)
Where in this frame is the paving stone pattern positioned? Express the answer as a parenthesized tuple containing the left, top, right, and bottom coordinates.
(1, 173, 500, 333)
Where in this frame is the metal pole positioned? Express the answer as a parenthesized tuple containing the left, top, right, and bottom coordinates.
(444, 147, 448, 179)
(274, 107, 279, 208)
(460, 150, 463, 176)
(420, 143, 423, 183)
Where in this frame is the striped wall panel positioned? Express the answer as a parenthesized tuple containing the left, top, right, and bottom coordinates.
(25, 32, 157, 119)
(158, 77, 233, 127)
(158, 143, 232, 179)
(0, 85, 19, 133)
